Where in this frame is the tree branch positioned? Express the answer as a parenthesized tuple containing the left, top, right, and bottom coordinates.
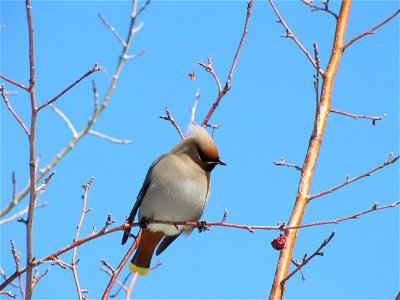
(201, 0, 254, 127)
(1, 199, 398, 292)
(1, 84, 30, 136)
(160, 105, 184, 139)
(281, 230, 336, 287)
(269, 1, 351, 298)
(269, 0, 324, 76)
(342, 8, 400, 51)
(0, 74, 30, 92)
(330, 108, 386, 125)
(309, 153, 399, 201)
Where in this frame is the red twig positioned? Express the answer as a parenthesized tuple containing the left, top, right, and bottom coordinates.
(269, 0, 324, 76)
(330, 108, 386, 125)
(201, 0, 254, 127)
(342, 9, 400, 51)
(1, 84, 30, 136)
(101, 229, 142, 300)
(36, 64, 104, 112)
(309, 153, 399, 201)
(0, 74, 30, 92)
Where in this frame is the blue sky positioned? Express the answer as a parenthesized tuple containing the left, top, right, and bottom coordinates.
(1, 1, 399, 299)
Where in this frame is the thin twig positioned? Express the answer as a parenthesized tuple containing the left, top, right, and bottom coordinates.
(0, 202, 48, 225)
(50, 104, 78, 137)
(101, 229, 142, 300)
(0, 0, 143, 218)
(125, 272, 138, 300)
(125, 49, 146, 60)
(281, 230, 336, 287)
(100, 268, 128, 295)
(10, 240, 24, 299)
(269, 0, 324, 76)
(273, 157, 303, 171)
(309, 153, 399, 200)
(330, 108, 386, 125)
(98, 14, 126, 47)
(313, 42, 320, 117)
(89, 130, 132, 145)
(342, 9, 400, 51)
(36, 64, 104, 112)
(184, 88, 201, 138)
(35, 170, 56, 192)
(1, 84, 30, 135)
(160, 105, 184, 139)
(301, 0, 338, 20)
(0, 74, 30, 92)
(201, 0, 254, 127)
(71, 177, 94, 300)
(0, 290, 17, 299)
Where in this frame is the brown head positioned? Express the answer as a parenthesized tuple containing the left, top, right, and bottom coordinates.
(170, 125, 225, 172)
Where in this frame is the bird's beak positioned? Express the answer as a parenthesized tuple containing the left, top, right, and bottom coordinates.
(214, 157, 226, 166)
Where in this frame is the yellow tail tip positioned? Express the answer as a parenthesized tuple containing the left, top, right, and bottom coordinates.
(129, 263, 150, 276)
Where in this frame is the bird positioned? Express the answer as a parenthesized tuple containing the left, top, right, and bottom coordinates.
(122, 125, 225, 276)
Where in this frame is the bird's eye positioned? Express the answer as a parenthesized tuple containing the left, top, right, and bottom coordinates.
(198, 148, 208, 162)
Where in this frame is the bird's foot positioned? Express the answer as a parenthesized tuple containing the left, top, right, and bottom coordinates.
(139, 217, 150, 229)
(197, 220, 210, 233)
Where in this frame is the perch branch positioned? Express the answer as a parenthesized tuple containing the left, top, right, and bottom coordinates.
(1, 200, 398, 291)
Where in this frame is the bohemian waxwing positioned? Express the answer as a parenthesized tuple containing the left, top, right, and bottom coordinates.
(122, 125, 225, 275)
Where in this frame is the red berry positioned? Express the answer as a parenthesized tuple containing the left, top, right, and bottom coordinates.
(271, 234, 286, 250)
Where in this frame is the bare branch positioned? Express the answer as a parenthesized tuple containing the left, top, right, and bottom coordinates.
(273, 157, 303, 171)
(160, 105, 184, 139)
(71, 177, 94, 300)
(342, 9, 400, 51)
(184, 88, 201, 138)
(269, 0, 324, 76)
(1, 84, 30, 135)
(1, 200, 398, 291)
(10, 240, 24, 299)
(309, 153, 399, 200)
(201, 0, 254, 127)
(36, 64, 104, 112)
(330, 108, 386, 125)
(50, 104, 78, 137)
(35, 170, 56, 192)
(281, 230, 336, 287)
(0, 290, 17, 299)
(0, 203, 48, 225)
(0, 74, 30, 92)
(89, 130, 132, 145)
(98, 14, 126, 47)
(101, 229, 142, 300)
(125, 49, 146, 60)
(301, 0, 338, 20)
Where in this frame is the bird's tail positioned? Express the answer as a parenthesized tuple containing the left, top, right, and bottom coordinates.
(129, 229, 164, 276)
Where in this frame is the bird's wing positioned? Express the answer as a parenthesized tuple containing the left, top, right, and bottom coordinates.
(155, 233, 182, 256)
(121, 154, 167, 245)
